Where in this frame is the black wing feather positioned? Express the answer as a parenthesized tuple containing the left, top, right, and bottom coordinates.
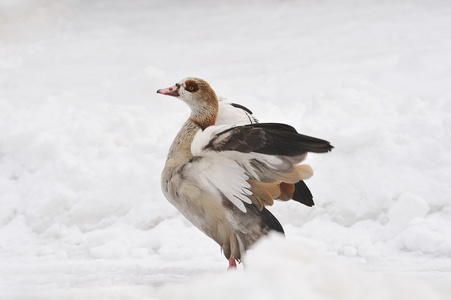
(292, 180, 314, 207)
(230, 103, 254, 115)
(260, 207, 285, 234)
(206, 123, 333, 156)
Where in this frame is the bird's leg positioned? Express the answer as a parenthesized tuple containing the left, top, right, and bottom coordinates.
(228, 257, 237, 270)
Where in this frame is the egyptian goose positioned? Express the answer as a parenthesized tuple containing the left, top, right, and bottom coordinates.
(157, 77, 332, 268)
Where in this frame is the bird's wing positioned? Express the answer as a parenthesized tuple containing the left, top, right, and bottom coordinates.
(187, 123, 333, 213)
(216, 98, 258, 126)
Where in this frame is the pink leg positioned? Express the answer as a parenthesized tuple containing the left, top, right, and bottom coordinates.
(228, 257, 237, 270)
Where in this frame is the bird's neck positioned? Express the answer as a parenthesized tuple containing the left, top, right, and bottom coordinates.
(188, 101, 218, 130)
(166, 121, 199, 165)
(189, 114, 216, 131)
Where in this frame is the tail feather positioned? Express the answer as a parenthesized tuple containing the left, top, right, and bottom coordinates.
(260, 207, 285, 234)
(292, 180, 314, 207)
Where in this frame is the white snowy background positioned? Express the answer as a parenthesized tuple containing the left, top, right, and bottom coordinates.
(1, 0, 451, 299)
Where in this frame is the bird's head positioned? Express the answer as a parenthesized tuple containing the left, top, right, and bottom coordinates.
(157, 77, 219, 129)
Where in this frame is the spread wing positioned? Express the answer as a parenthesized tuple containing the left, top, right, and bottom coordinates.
(188, 123, 333, 213)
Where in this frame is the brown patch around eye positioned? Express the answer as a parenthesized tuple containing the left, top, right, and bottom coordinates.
(185, 80, 199, 93)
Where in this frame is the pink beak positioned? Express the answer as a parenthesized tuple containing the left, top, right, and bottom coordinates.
(157, 85, 180, 97)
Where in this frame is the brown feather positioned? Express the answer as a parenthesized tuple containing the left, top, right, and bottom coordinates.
(247, 179, 283, 210)
(279, 182, 295, 201)
(252, 194, 264, 211)
(247, 164, 313, 209)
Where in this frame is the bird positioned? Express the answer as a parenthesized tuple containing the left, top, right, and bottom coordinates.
(157, 77, 333, 269)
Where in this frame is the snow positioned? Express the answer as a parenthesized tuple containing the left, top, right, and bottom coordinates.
(388, 193, 429, 227)
(161, 234, 451, 300)
(1, 0, 451, 299)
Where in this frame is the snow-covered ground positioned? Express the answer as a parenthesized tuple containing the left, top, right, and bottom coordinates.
(1, 0, 451, 299)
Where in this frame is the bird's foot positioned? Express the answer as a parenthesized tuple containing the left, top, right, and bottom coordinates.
(227, 257, 237, 270)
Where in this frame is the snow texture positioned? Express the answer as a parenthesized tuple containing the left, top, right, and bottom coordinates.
(1, 0, 451, 299)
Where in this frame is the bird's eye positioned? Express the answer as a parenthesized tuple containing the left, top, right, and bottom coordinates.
(175, 83, 180, 89)
(184, 80, 199, 93)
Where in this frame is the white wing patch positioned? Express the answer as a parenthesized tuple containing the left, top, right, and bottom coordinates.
(216, 98, 256, 126)
(191, 126, 252, 213)
(191, 125, 229, 156)
(195, 153, 252, 213)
